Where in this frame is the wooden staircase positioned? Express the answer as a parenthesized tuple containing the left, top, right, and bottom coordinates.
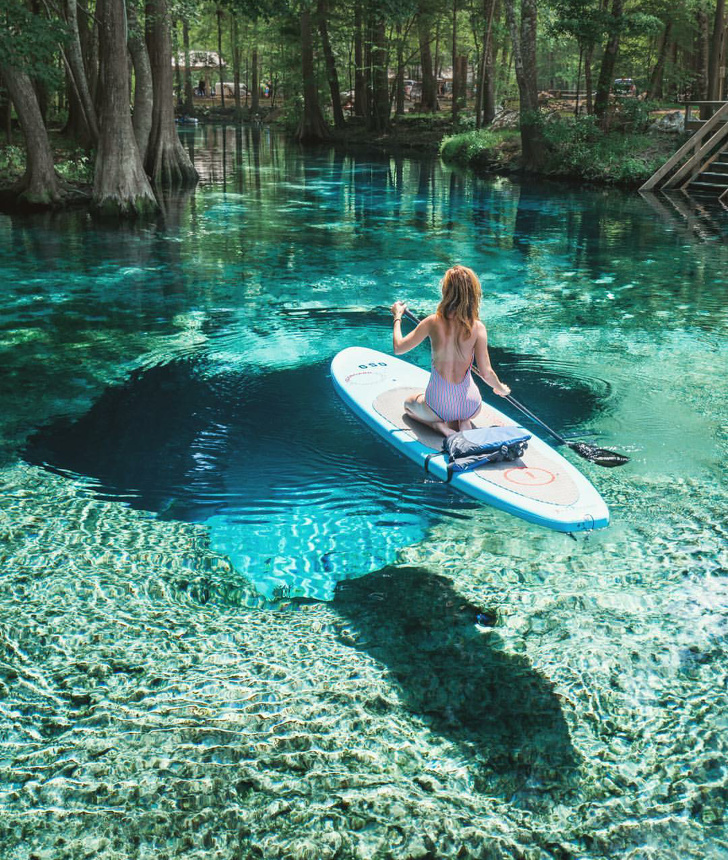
(640, 101, 728, 203)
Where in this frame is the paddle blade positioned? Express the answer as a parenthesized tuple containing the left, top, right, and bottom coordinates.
(569, 441, 630, 468)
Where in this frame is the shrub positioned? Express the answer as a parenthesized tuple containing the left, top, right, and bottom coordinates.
(0, 144, 25, 179)
(453, 112, 477, 132)
(281, 96, 303, 135)
(56, 149, 93, 183)
(440, 128, 518, 167)
(609, 98, 660, 134)
(542, 116, 665, 183)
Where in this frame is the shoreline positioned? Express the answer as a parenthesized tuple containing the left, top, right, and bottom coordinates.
(0, 113, 686, 214)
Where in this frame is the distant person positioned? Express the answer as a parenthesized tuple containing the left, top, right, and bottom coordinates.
(198, 79, 206, 97)
(391, 265, 510, 437)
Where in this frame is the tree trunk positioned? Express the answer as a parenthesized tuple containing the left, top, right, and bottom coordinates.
(452, 0, 459, 121)
(395, 23, 405, 116)
(418, 13, 438, 111)
(504, 0, 544, 168)
(94, 0, 157, 215)
(370, 18, 389, 130)
(145, 0, 198, 186)
(80, 0, 100, 109)
(216, 7, 226, 109)
(62, 0, 99, 144)
(174, 22, 182, 104)
(363, 15, 372, 124)
(183, 19, 194, 114)
(318, 0, 345, 128)
(647, 21, 672, 100)
(127, 0, 153, 164)
(0, 73, 11, 144)
(477, 0, 496, 127)
(584, 43, 594, 113)
(574, 44, 583, 115)
(708, 0, 726, 101)
(458, 54, 468, 106)
(594, 0, 623, 121)
(64, 75, 93, 146)
(33, 77, 49, 125)
(231, 16, 242, 121)
(475, 52, 483, 124)
(354, 2, 367, 117)
(252, 46, 260, 113)
(1, 64, 64, 206)
(298, 8, 330, 142)
(696, 10, 709, 110)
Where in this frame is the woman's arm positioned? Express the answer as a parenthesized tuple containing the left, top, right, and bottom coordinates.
(391, 303, 432, 355)
(473, 322, 511, 396)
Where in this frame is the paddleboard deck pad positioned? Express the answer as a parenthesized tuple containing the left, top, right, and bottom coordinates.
(331, 347, 609, 533)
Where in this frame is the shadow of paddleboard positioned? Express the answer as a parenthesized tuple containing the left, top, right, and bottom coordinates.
(333, 566, 579, 796)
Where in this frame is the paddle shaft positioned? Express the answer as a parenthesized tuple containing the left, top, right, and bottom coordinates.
(400, 308, 570, 446)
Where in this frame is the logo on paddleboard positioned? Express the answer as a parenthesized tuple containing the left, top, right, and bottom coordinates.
(503, 467, 555, 486)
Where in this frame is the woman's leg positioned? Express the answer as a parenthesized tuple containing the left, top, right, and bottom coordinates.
(404, 393, 458, 437)
(457, 403, 482, 433)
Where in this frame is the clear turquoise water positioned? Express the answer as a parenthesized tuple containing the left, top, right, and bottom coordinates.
(1, 126, 727, 859)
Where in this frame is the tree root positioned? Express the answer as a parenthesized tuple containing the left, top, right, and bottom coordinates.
(148, 136, 198, 189)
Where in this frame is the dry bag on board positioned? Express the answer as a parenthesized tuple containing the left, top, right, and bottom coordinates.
(425, 426, 531, 482)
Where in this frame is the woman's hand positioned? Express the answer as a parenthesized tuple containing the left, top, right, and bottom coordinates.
(492, 382, 511, 397)
(391, 301, 407, 320)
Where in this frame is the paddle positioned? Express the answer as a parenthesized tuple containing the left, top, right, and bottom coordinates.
(400, 308, 629, 468)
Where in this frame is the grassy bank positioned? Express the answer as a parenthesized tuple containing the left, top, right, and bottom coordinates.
(440, 114, 683, 186)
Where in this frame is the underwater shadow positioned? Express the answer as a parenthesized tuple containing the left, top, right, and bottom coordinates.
(333, 566, 579, 789)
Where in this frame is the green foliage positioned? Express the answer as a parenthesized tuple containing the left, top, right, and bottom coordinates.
(440, 128, 519, 167)
(541, 115, 666, 183)
(0, 144, 25, 179)
(56, 150, 94, 183)
(280, 95, 303, 134)
(453, 112, 477, 132)
(549, 0, 606, 48)
(0, 142, 95, 185)
(396, 113, 453, 132)
(542, 113, 601, 150)
(441, 114, 670, 185)
(611, 97, 660, 133)
(0, 0, 64, 87)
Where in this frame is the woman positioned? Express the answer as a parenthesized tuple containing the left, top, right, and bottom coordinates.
(391, 265, 510, 437)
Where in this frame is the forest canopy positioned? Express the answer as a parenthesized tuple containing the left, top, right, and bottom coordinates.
(1, 0, 726, 213)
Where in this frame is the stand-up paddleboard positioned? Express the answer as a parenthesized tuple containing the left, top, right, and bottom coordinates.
(331, 346, 609, 533)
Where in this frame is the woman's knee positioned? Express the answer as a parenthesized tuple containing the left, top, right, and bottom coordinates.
(404, 393, 422, 413)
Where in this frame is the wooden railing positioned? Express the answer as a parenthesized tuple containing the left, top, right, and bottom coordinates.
(681, 100, 727, 129)
(640, 101, 728, 191)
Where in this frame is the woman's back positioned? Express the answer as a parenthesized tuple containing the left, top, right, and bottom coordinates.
(428, 315, 480, 383)
(390, 263, 509, 436)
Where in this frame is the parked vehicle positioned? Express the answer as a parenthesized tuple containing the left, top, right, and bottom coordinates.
(613, 78, 637, 96)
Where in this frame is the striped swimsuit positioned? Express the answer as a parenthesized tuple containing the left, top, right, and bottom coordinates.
(425, 356, 482, 422)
